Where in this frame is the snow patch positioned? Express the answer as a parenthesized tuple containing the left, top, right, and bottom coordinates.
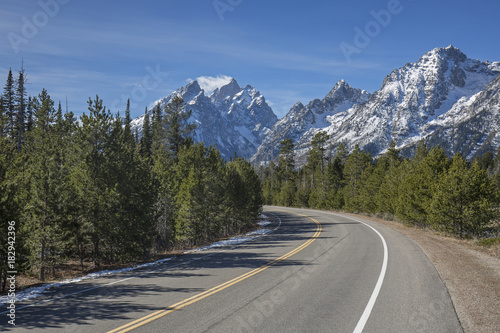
(0, 257, 173, 305)
(184, 228, 273, 253)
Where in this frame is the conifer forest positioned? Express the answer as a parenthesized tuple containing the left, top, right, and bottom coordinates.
(1, 67, 499, 292)
(0, 68, 263, 289)
(260, 132, 500, 239)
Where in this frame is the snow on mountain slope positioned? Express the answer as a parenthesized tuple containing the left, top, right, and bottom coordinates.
(131, 46, 499, 165)
(131, 78, 277, 159)
(407, 72, 500, 159)
(252, 46, 500, 165)
(251, 79, 370, 164)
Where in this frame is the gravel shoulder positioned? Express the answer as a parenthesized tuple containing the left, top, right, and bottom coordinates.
(348, 213, 500, 333)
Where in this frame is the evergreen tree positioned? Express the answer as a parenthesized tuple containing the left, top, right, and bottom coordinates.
(123, 98, 135, 146)
(343, 144, 372, 212)
(22, 89, 70, 280)
(325, 156, 345, 209)
(396, 145, 449, 226)
(307, 131, 329, 176)
(150, 139, 176, 252)
(2, 69, 15, 138)
(163, 96, 196, 159)
(26, 96, 34, 132)
(430, 155, 499, 237)
(305, 132, 330, 207)
(0, 96, 4, 136)
(278, 138, 295, 183)
(0, 120, 23, 290)
(75, 95, 115, 268)
(106, 114, 155, 259)
(277, 138, 296, 206)
(15, 65, 27, 151)
(140, 107, 152, 158)
(362, 141, 402, 214)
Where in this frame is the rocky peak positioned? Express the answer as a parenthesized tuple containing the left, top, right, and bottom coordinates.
(421, 45, 468, 64)
(211, 78, 241, 102)
(325, 79, 370, 103)
(179, 80, 203, 101)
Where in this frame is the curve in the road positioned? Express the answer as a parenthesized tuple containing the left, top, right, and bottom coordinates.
(108, 212, 322, 333)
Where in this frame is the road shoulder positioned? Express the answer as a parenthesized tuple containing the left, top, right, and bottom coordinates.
(343, 213, 500, 333)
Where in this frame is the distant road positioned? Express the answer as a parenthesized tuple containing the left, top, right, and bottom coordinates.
(1, 207, 462, 332)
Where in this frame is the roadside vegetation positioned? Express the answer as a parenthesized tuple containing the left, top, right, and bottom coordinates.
(260, 132, 500, 241)
(0, 68, 263, 290)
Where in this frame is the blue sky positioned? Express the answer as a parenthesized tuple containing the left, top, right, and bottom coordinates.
(1, 0, 499, 119)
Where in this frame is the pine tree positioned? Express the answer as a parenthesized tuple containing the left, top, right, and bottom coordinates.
(2, 69, 15, 138)
(361, 141, 402, 214)
(325, 156, 345, 209)
(22, 89, 70, 280)
(305, 132, 330, 207)
(396, 145, 449, 226)
(106, 114, 155, 259)
(151, 144, 176, 252)
(307, 131, 329, 175)
(278, 138, 295, 182)
(0, 96, 4, 136)
(123, 98, 134, 146)
(430, 155, 498, 237)
(163, 96, 196, 160)
(140, 107, 152, 158)
(0, 117, 22, 290)
(14, 65, 27, 151)
(75, 95, 114, 268)
(343, 144, 372, 212)
(277, 138, 296, 206)
(26, 96, 34, 132)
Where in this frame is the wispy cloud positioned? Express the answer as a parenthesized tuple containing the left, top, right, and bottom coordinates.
(195, 75, 233, 95)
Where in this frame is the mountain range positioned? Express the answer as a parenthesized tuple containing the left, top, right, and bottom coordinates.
(131, 45, 500, 165)
(131, 78, 277, 159)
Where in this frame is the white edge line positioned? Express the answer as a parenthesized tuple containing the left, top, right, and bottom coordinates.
(326, 212, 388, 333)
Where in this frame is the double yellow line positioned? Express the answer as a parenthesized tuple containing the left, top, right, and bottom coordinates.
(109, 212, 321, 333)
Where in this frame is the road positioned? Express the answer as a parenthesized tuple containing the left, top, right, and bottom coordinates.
(1, 207, 462, 332)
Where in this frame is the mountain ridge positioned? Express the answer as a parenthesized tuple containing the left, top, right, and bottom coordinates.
(251, 45, 500, 165)
(131, 45, 500, 165)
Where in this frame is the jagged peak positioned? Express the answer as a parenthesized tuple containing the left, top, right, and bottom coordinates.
(419, 45, 468, 64)
(180, 80, 202, 96)
(325, 79, 352, 98)
(211, 77, 241, 101)
(324, 79, 369, 102)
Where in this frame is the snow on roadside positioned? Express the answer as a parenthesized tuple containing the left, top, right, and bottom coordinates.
(184, 227, 273, 253)
(1, 219, 275, 306)
(0, 257, 173, 305)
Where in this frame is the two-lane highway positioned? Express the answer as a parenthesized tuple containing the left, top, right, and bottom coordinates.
(1, 207, 462, 332)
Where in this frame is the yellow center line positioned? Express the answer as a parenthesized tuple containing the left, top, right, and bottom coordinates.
(108, 211, 321, 333)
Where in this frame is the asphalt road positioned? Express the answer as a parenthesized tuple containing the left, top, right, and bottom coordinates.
(1, 207, 463, 332)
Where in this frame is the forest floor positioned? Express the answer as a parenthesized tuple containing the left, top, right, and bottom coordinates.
(352, 213, 500, 333)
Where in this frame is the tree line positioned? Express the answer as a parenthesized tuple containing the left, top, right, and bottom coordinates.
(0, 67, 263, 288)
(261, 132, 500, 238)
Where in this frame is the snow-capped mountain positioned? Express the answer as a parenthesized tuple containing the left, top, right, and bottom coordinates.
(251, 45, 500, 165)
(131, 46, 500, 165)
(131, 78, 277, 159)
(251, 79, 370, 164)
(409, 72, 500, 160)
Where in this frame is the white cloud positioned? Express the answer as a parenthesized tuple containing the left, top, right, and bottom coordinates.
(196, 75, 233, 95)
